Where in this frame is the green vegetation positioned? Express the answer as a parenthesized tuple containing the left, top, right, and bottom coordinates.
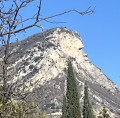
(62, 61, 99, 118)
(83, 82, 96, 118)
(0, 85, 49, 118)
(98, 106, 110, 118)
(34, 57, 41, 62)
(102, 107, 110, 118)
(0, 100, 49, 118)
(29, 65, 34, 70)
(65, 61, 82, 118)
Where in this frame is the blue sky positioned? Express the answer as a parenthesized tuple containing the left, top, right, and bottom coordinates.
(8, 0, 120, 87)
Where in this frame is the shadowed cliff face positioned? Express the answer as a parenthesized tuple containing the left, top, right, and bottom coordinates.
(0, 27, 120, 118)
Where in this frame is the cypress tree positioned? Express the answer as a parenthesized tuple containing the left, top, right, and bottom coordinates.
(62, 95, 67, 118)
(66, 61, 82, 118)
(83, 82, 96, 118)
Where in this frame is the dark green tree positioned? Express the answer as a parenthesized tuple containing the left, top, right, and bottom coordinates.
(62, 95, 67, 118)
(83, 82, 96, 118)
(66, 61, 82, 118)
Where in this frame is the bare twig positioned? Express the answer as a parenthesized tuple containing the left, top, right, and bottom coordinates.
(0, 0, 95, 117)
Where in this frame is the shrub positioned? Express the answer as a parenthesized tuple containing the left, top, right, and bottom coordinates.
(29, 65, 33, 70)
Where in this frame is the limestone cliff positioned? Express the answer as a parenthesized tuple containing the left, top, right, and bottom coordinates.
(0, 27, 120, 118)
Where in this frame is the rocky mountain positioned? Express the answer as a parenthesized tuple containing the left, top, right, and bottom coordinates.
(0, 27, 120, 118)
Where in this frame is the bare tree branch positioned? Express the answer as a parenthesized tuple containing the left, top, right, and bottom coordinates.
(0, 0, 95, 117)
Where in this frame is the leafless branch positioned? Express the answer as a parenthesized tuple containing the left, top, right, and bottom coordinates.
(0, 0, 95, 117)
(39, 7, 95, 21)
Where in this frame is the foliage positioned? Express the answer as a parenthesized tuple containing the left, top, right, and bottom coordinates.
(102, 107, 110, 118)
(0, 100, 38, 118)
(42, 111, 50, 118)
(97, 116, 103, 118)
(66, 61, 82, 118)
(0, 85, 49, 118)
(97, 107, 110, 118)
(0, 85, 3, 109)
(83, 82, 96, 118)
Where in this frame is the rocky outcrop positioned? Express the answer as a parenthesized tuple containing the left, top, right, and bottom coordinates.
(1, 27, 120, 118)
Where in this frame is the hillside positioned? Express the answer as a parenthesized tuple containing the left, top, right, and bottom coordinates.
(0, 27, 120, 118)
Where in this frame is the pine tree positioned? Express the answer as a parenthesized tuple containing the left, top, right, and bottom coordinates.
(62, 95, 67, 118)
(66, 61, 82, 118)
(83, 82, 96, 118)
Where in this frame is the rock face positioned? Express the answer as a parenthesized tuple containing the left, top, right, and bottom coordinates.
(0, 27, 120, 118)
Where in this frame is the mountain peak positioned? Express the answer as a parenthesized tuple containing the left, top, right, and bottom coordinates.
(1, 27, 120, 118)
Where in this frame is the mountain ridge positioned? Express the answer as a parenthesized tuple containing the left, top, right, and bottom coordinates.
(0, 27, 120, 118)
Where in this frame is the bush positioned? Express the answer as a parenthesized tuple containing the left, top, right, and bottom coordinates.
(34, 57, 40, 62)
(33, 67, 39, 73)
(29, 65, 33, 70)
(23, 61, 29, 66)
